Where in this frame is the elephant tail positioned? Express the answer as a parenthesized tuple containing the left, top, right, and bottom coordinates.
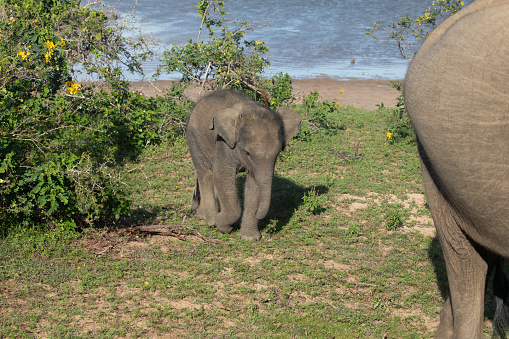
(493, 260, 509, 339)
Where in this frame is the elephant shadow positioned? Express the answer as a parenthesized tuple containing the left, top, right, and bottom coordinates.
(123, 173, 328, 237)
(234, 173, 329, 235)
(428, 235, 449, 300)
(427, 231, 509, 323)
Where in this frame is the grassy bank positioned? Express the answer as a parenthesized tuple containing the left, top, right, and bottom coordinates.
(1, 98, 495, 338)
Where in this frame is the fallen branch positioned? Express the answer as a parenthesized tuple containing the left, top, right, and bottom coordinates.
(123, 222, 221, 243)
(330, 139, 362, 160)
(95, 245, 113, 257)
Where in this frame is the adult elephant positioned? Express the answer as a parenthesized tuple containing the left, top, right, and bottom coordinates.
(405, 0, 509, 337)
(186, 90, 301, 241)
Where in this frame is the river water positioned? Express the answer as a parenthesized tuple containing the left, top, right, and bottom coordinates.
(102, 0, 473, 80)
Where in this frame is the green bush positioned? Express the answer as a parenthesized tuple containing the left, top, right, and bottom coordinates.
(367, 0, 466, 60)
(383, 81, 414, 144)
(160, 0, 294, 108)
(296, 91, 345, 139)
(302, 186, 325, 215)
(0, 0, 188, 233)
(384, 209, 403, 231)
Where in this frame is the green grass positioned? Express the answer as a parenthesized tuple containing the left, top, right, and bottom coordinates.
(0, 100, 502, 338)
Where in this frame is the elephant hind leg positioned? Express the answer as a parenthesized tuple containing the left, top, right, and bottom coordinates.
(493, 260, 509, 339)
(191, 170, 216, 226)
(419, 147, 488, 338)
(436, 297, 454, 339)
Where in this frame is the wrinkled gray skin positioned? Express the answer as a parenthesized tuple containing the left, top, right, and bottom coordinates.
(186, 90, 301, 241)
(405, 0, 509, 337)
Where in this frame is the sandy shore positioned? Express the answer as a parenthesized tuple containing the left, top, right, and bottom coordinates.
(130, 77, 402, 110)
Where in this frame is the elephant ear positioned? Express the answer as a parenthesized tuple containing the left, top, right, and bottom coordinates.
(276, 107, 301, 146)
(209, 107, 239, 149)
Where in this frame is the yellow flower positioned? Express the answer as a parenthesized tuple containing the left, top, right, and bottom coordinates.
(386, 132, 392, 140)
(17, 51, 29, 61)
(44, 41, 56, 63)
(44, 40, 55, 50)
(145, 281, 149, 285)
(255, 40, 261, 45)
(461, 1, 464, 5)
(60, 39, 65, 47)
(66, 81, 81, 95)
(340, 90, 344, 93)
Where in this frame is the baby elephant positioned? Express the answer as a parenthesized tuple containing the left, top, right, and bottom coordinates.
(186, 90, 301, 241)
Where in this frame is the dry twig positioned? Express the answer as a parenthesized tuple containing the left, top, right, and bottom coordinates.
(330, 140, 362, 160)
(123, 221, 221, 243)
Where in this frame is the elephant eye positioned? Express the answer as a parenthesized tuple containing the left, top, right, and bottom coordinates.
(244, 150, 252, 157)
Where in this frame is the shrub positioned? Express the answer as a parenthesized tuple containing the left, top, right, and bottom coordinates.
(0, 0, 187, 233)
(295, 91, 345, 139)
(384, 81, 414, 144)
(367, 0, 467, 59)
(160, 0, 294, 108)
(302, 186, 325, 215)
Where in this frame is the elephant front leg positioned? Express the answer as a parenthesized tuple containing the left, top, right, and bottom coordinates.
(239, 172, 262, 241)
(213, 166, 241, 234)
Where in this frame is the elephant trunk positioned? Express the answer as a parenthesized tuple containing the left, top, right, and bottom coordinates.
(255, 172, 274, 220)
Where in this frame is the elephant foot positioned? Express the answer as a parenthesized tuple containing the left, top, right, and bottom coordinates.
(190, 207, 205, 220)
(239, 215, 261, 241)
(239, 229, 261, 242)
(216, 224, 233, 234)
(435, 297, 454, 339)
(191, 207, 216, 226)
(215, 210, 241, 234)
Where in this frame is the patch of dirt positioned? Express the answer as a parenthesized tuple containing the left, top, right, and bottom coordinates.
(321, 260, 350, 272)
(291, 77, 399, 110)
(336, 192, 436, 237)
(349, 202, 369, 212)
(392, 307, 440, 334)
(129, 77, 400, 110)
